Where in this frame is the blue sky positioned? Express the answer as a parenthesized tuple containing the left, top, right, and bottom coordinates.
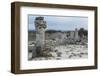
(28, 15, 88, 31)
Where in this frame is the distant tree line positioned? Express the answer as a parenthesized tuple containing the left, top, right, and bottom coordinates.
(29, 28, 88, 38)
(46, 30, 62, 33)
(78, 28, 88, 38)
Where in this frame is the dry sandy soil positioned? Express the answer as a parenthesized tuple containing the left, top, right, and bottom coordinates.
(28, 44, 88, 60)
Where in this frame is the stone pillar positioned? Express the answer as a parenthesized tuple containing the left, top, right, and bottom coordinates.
(74, 28, 79, 41)
(70, 31, 74, 39)
(34, 17, 47, 55)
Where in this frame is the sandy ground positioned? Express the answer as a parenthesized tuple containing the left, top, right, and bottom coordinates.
(28, 44, 88, 60)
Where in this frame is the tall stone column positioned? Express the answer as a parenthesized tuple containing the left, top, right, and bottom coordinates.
(74, 28, 79, 41)
(34, 17, 47, 55)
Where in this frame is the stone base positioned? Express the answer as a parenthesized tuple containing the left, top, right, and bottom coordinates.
(35, 46, 54, 57)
